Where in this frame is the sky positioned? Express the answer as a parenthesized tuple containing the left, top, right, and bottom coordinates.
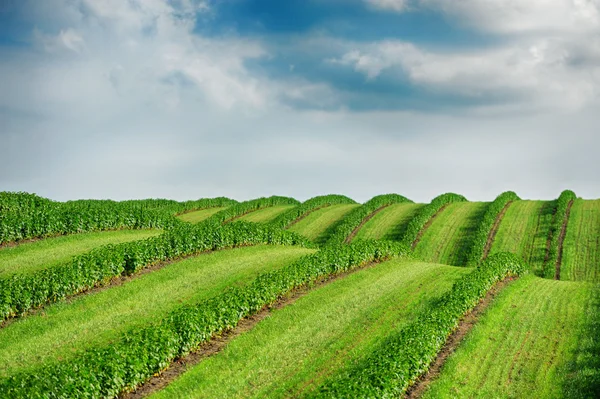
(0, 0, 599, 203)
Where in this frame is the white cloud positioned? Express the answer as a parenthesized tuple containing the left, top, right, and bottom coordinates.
(366, 0, 409, 12)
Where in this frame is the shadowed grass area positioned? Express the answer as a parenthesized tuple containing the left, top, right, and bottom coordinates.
(562, 199, 600, 282)
(422, 275, 599, 398)
(236, 206, 297, 224)
(353, 203, 424, 241)
(287, 204, 360, 244)
(0, 229, 161, 278)
(0, 245, 313, 379)
(177, 208, 227, 224)
(150, 259, 469, 399)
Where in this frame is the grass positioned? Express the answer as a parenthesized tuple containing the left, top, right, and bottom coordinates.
(287, 204, 360, 244)
(0, 245, 313, 378)
(562, 199, 600, 283)
(352, 203, 424, 241)
(236, 206, 297, 224)
(0, 229, 161, 278)
(489, 200, 555, 276)
(177, 208, 227, 223)
(422, 275, 600, 398)
(150, 259, 469, 399)
(413, 202, 488, 266)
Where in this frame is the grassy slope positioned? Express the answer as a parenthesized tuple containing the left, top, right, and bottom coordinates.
(423, 275, 600, 398)
(236, 206, 297, 224)
(0, 246, 313, 378)
(177, 208, 227, 224)
(0, 229, 161, 278)
(413, 202, 488, 266)
(353, 203, 424, 241)
(562, 199, 600, 283)
(287, 204, 360, 244)
(489, 200, 554, 276)
(151, 260, 469, 399)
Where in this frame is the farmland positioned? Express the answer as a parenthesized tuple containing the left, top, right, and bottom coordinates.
(0, 191, 599, 398)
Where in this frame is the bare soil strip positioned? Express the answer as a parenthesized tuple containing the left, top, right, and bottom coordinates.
(345, 205, 392, 244)
(411, 205, 449, 250)
(482, 201, 514, 261)
(404, 277, 516, 398)
(119, 260, 383, 399)
(284, 204, 332, 229)
(555, 200, 574, 280)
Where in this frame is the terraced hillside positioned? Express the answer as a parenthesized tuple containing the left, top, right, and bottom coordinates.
(562, 199, 600, 283)
(413, 202, 488, 266)
(352, 203, 424, 241)
(287, 204, 359, 244)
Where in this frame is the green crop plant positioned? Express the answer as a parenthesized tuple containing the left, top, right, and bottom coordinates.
(466, 191, 520, 267)
(269, 194, 357, 230)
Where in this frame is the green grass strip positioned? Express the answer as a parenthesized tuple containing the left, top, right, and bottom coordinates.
(203, 196, 300, 225)
(236, 205, 297, 224)
(0, 240, 409, 398)
(287, 204, 360, 244)
(308, 252, 527, 398)
(401, 193, 468, 248)
(562, 199, 600, 282)
(466, 191, 520, 267)
(325, 194, 413, 246)
(352, 203, 424, 241)
(269, 195, 357, 229)
(544, 190, 577, 279)
(176, 207, 227, 224)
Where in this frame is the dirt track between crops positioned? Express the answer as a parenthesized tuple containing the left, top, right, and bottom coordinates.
(119, 259, 385, 399)
(482, 201, 514, 261)
(411, 205, 449, 250)
(404, 277, 516, 398)
(345, 204, 391, 244)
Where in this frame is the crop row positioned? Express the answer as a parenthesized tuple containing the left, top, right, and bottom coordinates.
(309, 252, 526, 398)
(544, 190, 577, 279)
(0, 222, 312, 321)
(325, 194, 412, 246)
(401, 193, 468, 248)
(203, 196, 300, 226)
(269, 194, 357, 229)
(0, 192, 236, 245)
(0, 240, 409, 398)
(466, 191, 520, 267)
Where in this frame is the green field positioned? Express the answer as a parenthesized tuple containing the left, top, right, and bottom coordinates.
(287, 204, 360, 243)
(562, 199, 600, 282)
(413, 202, 488, 265)
(0, 245, 312, 378)
(422, 275, 600, 398)
(489, 200, 555, 275)
(151, 259, 469, 399)
(236, 205, 297, 223)
(352, 203, 424, 241)
(177, 207, 227, 223)
(0, 229, 161, 278)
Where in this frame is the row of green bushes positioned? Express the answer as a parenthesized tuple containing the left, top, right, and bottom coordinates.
(544, 190, 577, 279)
(325, 194, 412, 246)
(0, 221, 312, 321)
(0, 240, 409, 398)
(466, 191, 520, 267)
(401, 193, 468, 248)
(269, 194, 356, 229)
(203, 196, 300, 226)
(309, 252, 527, 398)
(0, 192, 236, 245)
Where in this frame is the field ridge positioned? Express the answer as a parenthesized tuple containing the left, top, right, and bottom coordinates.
(555, 199, 575, 280)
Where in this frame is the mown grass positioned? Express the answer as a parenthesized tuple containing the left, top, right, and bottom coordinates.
(236, 206, 297, 224)
(0, 245, 313, 378)
(413, 202, 488, 266)
(287, 204, 360, 244)
(151, 259, 469, 399)
(489, 200, 555, 276)
(0, 229, 161, 278)
(562, 199, 600, 283)
(177, 207, 227, 223)
(352, 203, 424, 241)
(422, 275, 600, 398)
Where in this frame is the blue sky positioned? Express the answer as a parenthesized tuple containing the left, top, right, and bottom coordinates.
(1, 0, 599, 202)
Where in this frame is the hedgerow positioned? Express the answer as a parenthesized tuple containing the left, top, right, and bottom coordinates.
(324, 194, 412, 246)
(309, 252, 527, 398)
(0, 240, 409, 398)
(466, 191, 520, 267)
(0, 222, 312, 321)
(203, 196, 300, 226)
(544, 190, 577, 279)
(269, 194, 357, 230)
(401, 193, 467, 248)
(0, 192, 236, 245)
